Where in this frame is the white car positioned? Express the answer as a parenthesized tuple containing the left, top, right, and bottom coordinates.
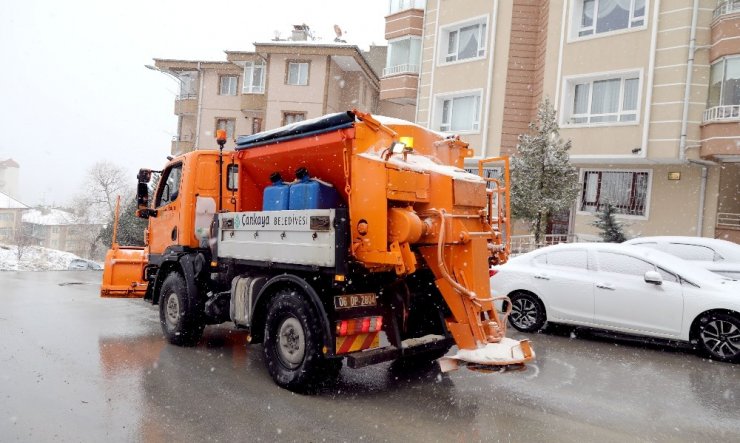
(490, 243, 740, 363)
(623, 236, 740, 280)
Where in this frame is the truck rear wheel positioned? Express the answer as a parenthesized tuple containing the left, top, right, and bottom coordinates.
(263, 288, 331, 391)
(159, 272, 205, 346)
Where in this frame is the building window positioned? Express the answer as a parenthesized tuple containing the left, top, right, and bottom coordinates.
(384, 36, 422, 76)
(283, 112, 306, 125)
(573, 0, 646, 38)
(440, 17, 487, 64)
(706, 56, 740, 120)
(252, 117, 263, 134)
(580, 170, 650, 216)
(219, 76, 238, 96)
(178, 72, 198, 99)
(51, 226, 60, 234)
(388, 0, 424, 14)
(242, 61, 265, 94)
(435, 91, 482, 133)
(0, 213, 13, 222)
(216, 118, 236, 140)
(286, 62, 309, 86)
(563, 71, 640, 125)
(0, 227, 12, 239)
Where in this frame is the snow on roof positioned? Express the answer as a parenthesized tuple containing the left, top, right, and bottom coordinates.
(0, 158, 20, 168)
(0, 191, 28, 209)
(22, 208, 77, 226)
(254, 40, 359, 49)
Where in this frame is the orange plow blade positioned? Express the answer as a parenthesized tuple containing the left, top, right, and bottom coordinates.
(100, 246, 148, 298)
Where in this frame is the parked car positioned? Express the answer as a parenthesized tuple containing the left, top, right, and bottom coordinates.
(490, 243, 740, 363)
(68, 259, 103, 271)
(623, 236, 740, 279)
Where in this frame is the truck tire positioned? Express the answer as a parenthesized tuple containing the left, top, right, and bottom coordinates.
(263, 288, 330, 391)
(159, 272, 205, 346)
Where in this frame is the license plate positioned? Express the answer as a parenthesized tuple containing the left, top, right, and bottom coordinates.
(334, 293, 377, 310)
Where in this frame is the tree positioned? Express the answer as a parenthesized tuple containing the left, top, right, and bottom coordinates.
(511, 99, 579, 245)
(97, 196, 147, 248)
(14, 225, 34, 261)
(591, 202, 628, 243)
(69, 161, 133, 259)
(84, 161, 128, 220)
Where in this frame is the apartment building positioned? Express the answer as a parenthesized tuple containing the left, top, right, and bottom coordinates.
(0, 191, 28, 244)
(22, 208, 101, 258)
(0, 158, 20, 201)
(382, 0, 740, 241)
(152, 27, 385, 154)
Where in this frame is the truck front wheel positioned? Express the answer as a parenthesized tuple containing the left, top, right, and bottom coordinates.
(263, 288, 331, 391)
(159, 272, 205, 346)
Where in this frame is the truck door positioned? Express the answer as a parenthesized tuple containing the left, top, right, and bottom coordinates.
(149, 162, 183, 255)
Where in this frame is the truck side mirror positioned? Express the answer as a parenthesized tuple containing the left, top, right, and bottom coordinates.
(136, 168, 152, 211)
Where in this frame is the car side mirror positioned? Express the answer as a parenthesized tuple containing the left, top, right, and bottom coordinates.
(644, 270, 663, 285)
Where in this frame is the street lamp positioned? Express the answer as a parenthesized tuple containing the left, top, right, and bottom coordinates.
(145, 64, 184, 154)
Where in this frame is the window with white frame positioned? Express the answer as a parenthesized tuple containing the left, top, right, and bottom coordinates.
(573, 0, 646, 38)
(242, 61, 265, 94)
(384, 36, 422, 76)
(219, 76, 238, 96)
(708, 56, 740, 109)
(436, 92, 482, 133)
(564, 72, 640, 125)
(388, 0, 424, 14)
(580, 170, 649, 216)
(440, 17, 487, 64)
(286, 62, 309, 86)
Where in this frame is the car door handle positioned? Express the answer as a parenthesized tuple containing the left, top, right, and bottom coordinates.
(534, 274, 550, 280)
(596, 283, 615, 290)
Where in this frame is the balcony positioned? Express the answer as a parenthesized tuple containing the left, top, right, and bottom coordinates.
(703, 105, 740, 123)
(714, 1, 740, 20)
(382, 63, 420, 77)
(174, 96, 197, 115)
(700, 105, 740, 159)
(241, 93, 267, 112)
(385, 8, 424, 40)
(380, 69, 419, 104)
(171, 135, 195, 154)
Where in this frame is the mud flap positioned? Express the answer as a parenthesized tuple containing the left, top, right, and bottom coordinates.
(438, 338, 534, 373)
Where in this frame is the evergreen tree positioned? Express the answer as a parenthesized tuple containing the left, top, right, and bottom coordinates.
(97, 196, 148, 247)
(511, 99, 579, 245)
(591, 202, 628, 243)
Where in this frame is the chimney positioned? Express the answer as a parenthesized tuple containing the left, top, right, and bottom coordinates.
(291, 24, 310, 41)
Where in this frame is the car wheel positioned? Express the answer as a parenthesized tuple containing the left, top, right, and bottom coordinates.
(696, 313, 740, 363)
(263, 288, 330, 391)
(508, 292, 546, 333)
(159, 272, 205, 346)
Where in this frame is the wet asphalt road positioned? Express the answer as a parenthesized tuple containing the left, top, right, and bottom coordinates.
(1, 271, 738, 442)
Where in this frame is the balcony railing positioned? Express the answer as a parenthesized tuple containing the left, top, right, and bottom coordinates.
(177, 93, 197, 100)
(382, 63, 420, 77)
(714, 0, 740, 19)
(703, 105, 740, 123)
(717, 212, 740, 229)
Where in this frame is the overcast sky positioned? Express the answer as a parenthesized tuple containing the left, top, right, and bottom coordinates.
(0, 0, 388, 206)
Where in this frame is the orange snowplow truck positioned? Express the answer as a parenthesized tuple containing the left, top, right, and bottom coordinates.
(101, 110, 533, 390)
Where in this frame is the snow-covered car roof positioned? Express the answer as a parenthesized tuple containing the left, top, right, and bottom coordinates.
(508, 242, 728, 286)
(624, 236, 740, 261)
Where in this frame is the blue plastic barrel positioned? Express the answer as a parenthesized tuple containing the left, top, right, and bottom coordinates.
(263, 172, 290, 211)
(288, 167, 339, 210)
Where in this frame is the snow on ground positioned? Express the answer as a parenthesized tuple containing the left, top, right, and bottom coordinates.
(0, 244, 84, 271)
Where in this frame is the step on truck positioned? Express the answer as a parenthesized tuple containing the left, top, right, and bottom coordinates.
(101, 110, 534, 391)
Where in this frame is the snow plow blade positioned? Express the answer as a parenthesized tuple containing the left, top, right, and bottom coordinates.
(100, 246, 148, 298)
(438, 338, 534, 373)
